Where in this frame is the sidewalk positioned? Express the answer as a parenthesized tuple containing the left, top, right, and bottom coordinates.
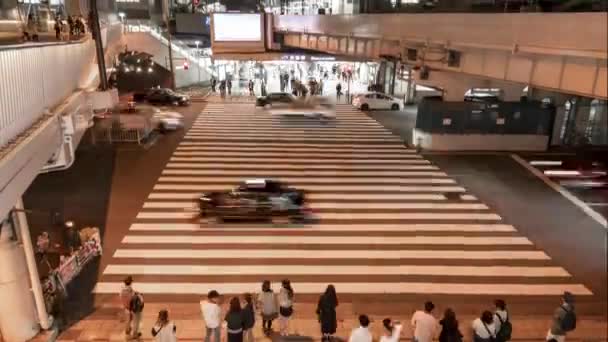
(30, 301, 607, 341)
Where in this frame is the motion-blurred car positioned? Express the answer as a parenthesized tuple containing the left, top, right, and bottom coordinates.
(143, 88, 190, 106)
(255, 92, 296, 108)
(267, 97, 336, 120)
(352, 92, 402, 111)
(151, 110, 184, 132)
(198, 179, 306, 223)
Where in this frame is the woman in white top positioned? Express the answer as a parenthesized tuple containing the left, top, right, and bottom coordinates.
(380, 318, 402, 342)
(472, 311, 496, 342)
(278, 279, 294, 336)
(151, 309, 177, 342)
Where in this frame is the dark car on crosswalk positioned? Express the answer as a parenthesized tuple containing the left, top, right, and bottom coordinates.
(198, 179, 307, 223)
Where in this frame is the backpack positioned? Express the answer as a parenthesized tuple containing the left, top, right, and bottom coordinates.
(495, 312, 512, 341)
(560, 307, 576, 332)
(130, 292, 144, 313)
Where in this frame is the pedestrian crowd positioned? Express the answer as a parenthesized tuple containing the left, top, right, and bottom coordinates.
(23, 13, 87, 42)
(117, 277, 578, 342)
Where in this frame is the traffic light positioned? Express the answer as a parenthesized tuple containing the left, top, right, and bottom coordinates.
(183, 61, 189, 70)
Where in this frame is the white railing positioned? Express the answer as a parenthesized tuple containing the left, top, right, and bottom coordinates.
(0, 39, 94, 149)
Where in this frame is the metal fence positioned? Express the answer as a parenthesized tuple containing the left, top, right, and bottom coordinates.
(92, 114, 154, 145)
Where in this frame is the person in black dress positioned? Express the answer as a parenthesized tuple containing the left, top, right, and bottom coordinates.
(225, 297, 244, 342)
(439, 308, 463, 342)
(316, 284, 339, 341)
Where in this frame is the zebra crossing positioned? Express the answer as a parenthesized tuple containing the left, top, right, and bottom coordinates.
(94, 103, 592, 297)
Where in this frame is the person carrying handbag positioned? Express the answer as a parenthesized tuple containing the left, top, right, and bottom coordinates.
(472, 311, 497, 342)
(151, 309, 177, 342)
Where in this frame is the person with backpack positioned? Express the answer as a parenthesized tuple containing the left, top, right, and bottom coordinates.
(242, 293, 255, 342)
(127, 292, 145, 339)
(472, 311, 496, 342)
(494, 299, 512, 342)
(151, 309, 177, 342)
(547, 292, 576, 342)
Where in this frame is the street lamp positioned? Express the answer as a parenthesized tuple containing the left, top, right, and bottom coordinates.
(118, 12, 126, 33)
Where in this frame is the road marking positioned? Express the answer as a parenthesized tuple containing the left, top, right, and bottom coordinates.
(156, 176, 455, 184)
(460, 194, 478, 201)
(122, 235, 532, 245)
(172, 151, 422, 159)
(93, 282, 592, 295)
(128, 223, 517, 232)
(511, 154, 607, 229)
(587, 203, 608, 207)
(165, 163, 439, 171)
(162, 170, 447, 177)
(152, 184, 466, 192)
(169, 157, 430, 164)
(113, 248, 548, 260)
(148, 193, 452, 201)
(530, 160, 562, 166)
(178, 142, 411, 149)
(103, 264, 572, 277)
(142, 201, 488, 210)
(184, 134, 403, 141)
(136, 211, 500, 220)
(176, 146, 417, 154)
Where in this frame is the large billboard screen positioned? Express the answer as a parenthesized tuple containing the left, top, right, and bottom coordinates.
(213, 13, 262, 42)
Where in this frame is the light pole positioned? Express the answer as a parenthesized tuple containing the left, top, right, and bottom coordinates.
(118, 12, 126, 33)
(195, 40, 200, 84)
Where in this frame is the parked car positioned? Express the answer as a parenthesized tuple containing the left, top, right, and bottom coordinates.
(198, 179, 307, 223)
(151, 110, 184, 132)
(255, 92, 297, 107)
(145, 88, 190, 106)
(352, 92, 402, 111)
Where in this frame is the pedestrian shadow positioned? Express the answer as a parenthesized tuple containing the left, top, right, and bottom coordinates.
(270, 334, 345, 342)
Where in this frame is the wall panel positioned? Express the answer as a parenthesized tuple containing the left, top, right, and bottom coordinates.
(531, 56, 563, 89)
(595, 64, 608, 99)
(561, 57, 597, 95)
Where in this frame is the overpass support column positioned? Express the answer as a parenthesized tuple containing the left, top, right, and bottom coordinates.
(0, 199, 43, 342)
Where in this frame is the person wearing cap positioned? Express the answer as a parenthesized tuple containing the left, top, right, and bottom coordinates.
(547, 292, 576, 342)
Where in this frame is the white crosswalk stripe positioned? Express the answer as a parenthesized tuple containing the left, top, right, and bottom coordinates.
(94, 103, 592, 297)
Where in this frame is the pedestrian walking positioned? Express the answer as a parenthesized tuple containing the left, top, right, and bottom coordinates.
(348, 314, 371, 342)
(54, 18, 61, 40)
(151, 309, 177, 342)
(242, 293, 255, 342)
(494, 299, 512, 342)
(219, 81, 226, 99)
(438, 308, 463, 342)
(546, 292, 577, 342)
(126, 291, 145, 339)
(316, 284, 338, 341)
(248, 80, 255, 97)
(47, 292, 66, 342)
(472, 310, 496, 342)
(120, 276, 135, 322)
(227, 79, 232, 95)
(336, 83, 342, 100)
(278, 279, 294, 336)
(201, 290, 222, 342)
(380, 318, 402, 342)
(211, 76, 217, 92)
(257, 280, 278, 335)
(411, 301, 438, 342)
(225, 297, 245, 342)
(67, 15, 74, 36)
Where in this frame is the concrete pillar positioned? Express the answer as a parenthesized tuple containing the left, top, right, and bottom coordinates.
(0, 215, 39, 342)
